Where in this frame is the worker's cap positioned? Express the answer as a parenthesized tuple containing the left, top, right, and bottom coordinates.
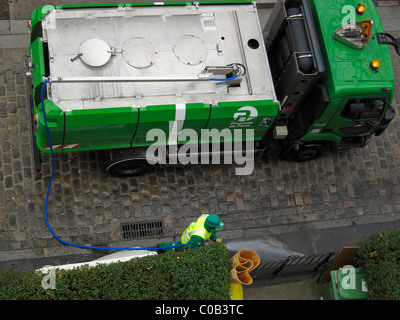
(205, 214, 224, 229)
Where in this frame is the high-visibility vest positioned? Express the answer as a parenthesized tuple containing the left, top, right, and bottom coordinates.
(181, 214, 212, 244)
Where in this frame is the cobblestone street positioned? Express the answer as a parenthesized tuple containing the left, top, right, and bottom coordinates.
(1, 0, 400, 268)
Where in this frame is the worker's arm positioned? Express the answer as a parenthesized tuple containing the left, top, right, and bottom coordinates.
(186, 235, 205, 250)
(209, 229, 218, 241)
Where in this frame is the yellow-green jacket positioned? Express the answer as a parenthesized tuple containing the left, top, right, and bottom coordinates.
(181, 214, 217, 248)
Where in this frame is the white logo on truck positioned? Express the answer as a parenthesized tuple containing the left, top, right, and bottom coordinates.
(230, 106, 258, 129)
(233, 106, 258, 122)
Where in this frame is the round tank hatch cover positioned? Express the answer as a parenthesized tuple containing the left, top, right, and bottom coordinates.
(122, 37, 158, 69)
(173, 35, 208, 66)
(79, 39, 112, 67)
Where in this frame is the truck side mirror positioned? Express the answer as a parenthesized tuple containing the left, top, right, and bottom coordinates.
(384, 107, 395, 121)
(376, 33, 400, 56)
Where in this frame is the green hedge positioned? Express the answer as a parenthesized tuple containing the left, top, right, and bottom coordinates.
(0, 243, 232, 300)
(355, 229, 400, 300)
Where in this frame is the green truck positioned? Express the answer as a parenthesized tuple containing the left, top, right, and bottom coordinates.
(27, 0, 399, 176)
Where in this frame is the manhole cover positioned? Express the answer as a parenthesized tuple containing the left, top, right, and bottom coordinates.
(122, 37, 158, 69)
(79, 39, 112, 67)
(173, 35, 208, 66)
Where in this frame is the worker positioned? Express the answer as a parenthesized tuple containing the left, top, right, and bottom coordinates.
(156, 214, 224, 253)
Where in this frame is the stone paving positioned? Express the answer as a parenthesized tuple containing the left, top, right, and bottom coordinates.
(1, 0, 400, 268)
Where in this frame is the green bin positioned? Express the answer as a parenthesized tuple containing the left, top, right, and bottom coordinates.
(322, 267, 368, 300)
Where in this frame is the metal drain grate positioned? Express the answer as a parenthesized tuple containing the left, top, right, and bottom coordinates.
(121, 220, 163, 239)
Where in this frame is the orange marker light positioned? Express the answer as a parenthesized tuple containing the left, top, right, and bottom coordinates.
(370, 60, 380, 72)
(356, 4, 366, 15)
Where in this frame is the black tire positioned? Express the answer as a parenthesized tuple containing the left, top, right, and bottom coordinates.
(294, 145, 323, 162)
(100, 148, 153, 177)
(106, 159, 151, 177)
(283, 144, 324, 162)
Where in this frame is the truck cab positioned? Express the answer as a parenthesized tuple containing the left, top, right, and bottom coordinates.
(264, 0, 396, 161)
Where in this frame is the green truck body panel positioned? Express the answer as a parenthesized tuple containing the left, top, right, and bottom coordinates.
(35, 100, 279, 152)
(36, 104, 139, 152)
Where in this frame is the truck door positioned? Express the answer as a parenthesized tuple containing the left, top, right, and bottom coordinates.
(332, 96, 390, 137)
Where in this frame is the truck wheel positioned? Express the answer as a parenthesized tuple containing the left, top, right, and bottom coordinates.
(106, 159, 151, 177)
(282, 144, 323, 162)
(100, 148, 152, 177)
(293, 144, 323, 162)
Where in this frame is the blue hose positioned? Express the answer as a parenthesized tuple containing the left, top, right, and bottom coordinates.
(209, 73, 239, 81)
(41, 78, 186, 251)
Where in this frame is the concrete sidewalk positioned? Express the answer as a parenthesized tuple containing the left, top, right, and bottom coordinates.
(244, 276, 323, 300)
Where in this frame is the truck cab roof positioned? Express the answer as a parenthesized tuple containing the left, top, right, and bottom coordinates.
(309, 0, 394, 97)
